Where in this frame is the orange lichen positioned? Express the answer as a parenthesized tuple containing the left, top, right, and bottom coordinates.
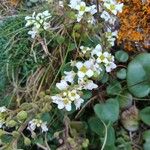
(10, 0, 20, 6)
(117, 0, 150, 51)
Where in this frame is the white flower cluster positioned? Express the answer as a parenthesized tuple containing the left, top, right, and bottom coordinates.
(51, 44, 116, 111)
(0, 106, 7, 128)
(100, 0, 124, 46)
(25, 10, 51, 38)
(69, 0, 97, 23)
(27, 119, 48, 133)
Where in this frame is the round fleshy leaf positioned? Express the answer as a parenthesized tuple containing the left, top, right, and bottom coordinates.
(127, 53, 150, 98)
(140, 107, 150, 125)
(117, 68, 127, 80)
(115, 50, 129, 63)
(117, 92, 132, 109)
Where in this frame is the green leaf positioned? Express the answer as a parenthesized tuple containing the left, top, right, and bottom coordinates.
(117, 68, 127, 80)
(68, 43, 76, 52)
(41, 113, 52, 124)
(70, 121, 87, 133)
(94, 98, 119, 123)
(143, 130, 150, 141)
(127, 53, 150, 97)
(61, 63, 72, 76)
(101, 73, 109, 83)
(104, 145, 116, 150)
(115, 50, 129, 63)
(88, 116, 104, 136)
(100, 126, 116, 146)
(88, 117, 116, 145)
(1, 135, 13, 144)
(106, 80, 122, 96)
(140, 107, 150, 125)
(0, 96, 11, 107)
(30, 0, 38, 3)
(144, 142, 150, 150)
(116, 92, 132, 109)
(56, 35, 65, 45)
(82, 90, 92, 101)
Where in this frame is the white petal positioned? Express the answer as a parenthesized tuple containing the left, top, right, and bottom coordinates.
(57, 102, 65, 109)
(86, 70, 94, 77)
(78, 71, 85, 78)
(76, 62, 83, 69)
(65, 104, 72, 111)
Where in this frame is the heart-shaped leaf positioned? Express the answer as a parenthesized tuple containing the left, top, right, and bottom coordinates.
(127, 53, 150, 98)
(94, 98, 119, 123)
(106, 80, 122, 96)
(88, 116, 104, 136)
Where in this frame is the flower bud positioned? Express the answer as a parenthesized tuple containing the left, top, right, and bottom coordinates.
(45, 89, 51, 95)
(12, 131, 20, 138)
(20, 103, 33, 111)
(17, 111, 28, 121)
(53, 132, 59, 138)
(24, 137, 31, 146)
(39, 91, 45, 98)
(82, 139, 89, 148)
(42, 103, 52, 112)
(44, 95, 51, 101)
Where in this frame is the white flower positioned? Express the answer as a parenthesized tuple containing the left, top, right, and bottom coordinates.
(76, 14, 83, 22)
(42, 10, 51, 20)
(87, 15, 95, 24)
(51, 95, 72, 111)
(27, 119, 48, 132)
(68, 90, 80, 101)
(43, 22, 50, 30)
(91, 44, 102, 56)
(106, 29, 118, 46)
(105, 62, 116, 72)
(76, 2, 90, 16)
(101, 10, 111, 21)
(80, 46, 92, 54)
(76, 60, 94, 78)
(78, 79, 98, 90)
(64, 71, 76, 83)
(69, 0, 81, 9)
(89, 5, 97, 15)
(96, 52, 109, 64)
(104, 0, 124, 15)
(74, 98, 84, 109)
(25, 10, 51, 38)
(28, 27, 38, 39)
(0, 106, 7, 113)
(25, 12, 36, 27)
(41, 122, 48, 132)
(59, 1, 64, 7)
(56, 80, 69, 91)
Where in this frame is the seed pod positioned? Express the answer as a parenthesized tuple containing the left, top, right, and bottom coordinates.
(121, 106, 139, 131)
(17, 111, 28, 121)
(6, 120, 17, 128)
(0, 129, 5, 137)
